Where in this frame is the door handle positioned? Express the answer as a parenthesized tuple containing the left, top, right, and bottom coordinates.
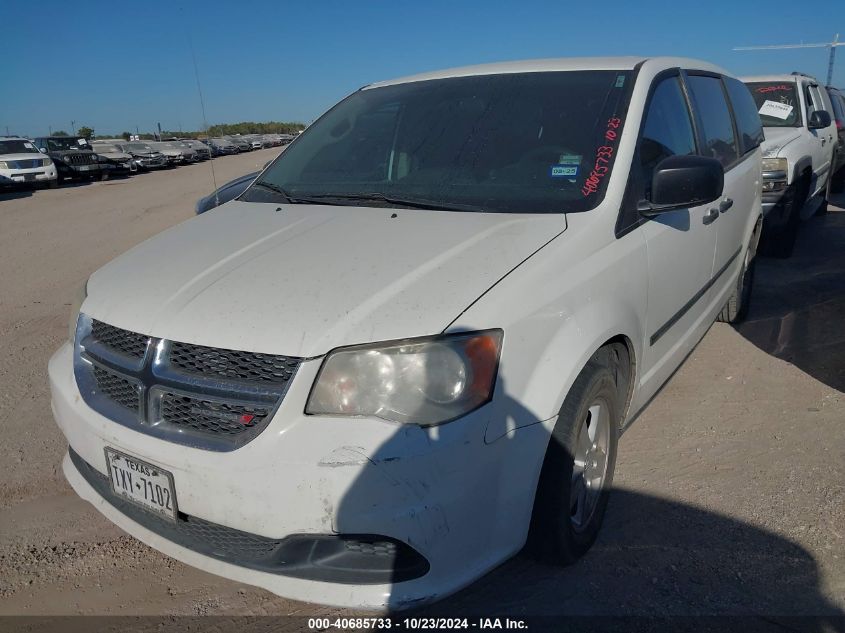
(719, 198, 733, 213)
(703, 208, 719, 225)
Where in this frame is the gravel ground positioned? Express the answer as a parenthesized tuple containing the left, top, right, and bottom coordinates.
(0, 154, 843, 626)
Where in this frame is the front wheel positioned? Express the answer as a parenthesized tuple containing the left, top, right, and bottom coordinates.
(527, 350, 623, 564)
(761, 178, 807, 258)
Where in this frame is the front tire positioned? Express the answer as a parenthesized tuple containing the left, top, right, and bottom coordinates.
(761, 178, 807, 258)
(815, 174, 832, 216)
(527, 350, 623, 564)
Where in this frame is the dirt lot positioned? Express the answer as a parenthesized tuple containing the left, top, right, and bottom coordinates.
(0, 153, 843, 624)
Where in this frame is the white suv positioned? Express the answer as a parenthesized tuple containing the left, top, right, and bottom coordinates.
(0, 137, 58, 188)
(741, 73, 838, 256)
(50, 57, 762, 609)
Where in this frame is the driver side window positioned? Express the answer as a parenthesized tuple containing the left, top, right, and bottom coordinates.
(639, 76, 697, 198)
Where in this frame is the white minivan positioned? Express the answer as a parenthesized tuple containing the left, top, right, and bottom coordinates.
(50, 57, 762, 610)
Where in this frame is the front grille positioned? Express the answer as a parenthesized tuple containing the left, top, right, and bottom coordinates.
(91, 320, 149, 359)
(8, 158, 43, 169)
(157, 392, 268, 436)
(74, 316, 301, 451)
(65, 153, 94, 165)
(69, 447, 430, 583)
(92, 366, 141, 412)
(170, 341, 299, 385)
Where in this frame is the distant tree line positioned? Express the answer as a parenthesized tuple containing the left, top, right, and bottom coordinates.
(100, 121, 306, 141)
(206, 121, 305, 136)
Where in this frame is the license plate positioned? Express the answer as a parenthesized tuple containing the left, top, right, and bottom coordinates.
(78, 165, 91, 171)
(24, 173, 36, 182)
(105, 448, 177, 520)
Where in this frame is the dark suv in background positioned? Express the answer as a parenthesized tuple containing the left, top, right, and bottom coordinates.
(826, 85, 845, 192)
(33, 136, 105, 183)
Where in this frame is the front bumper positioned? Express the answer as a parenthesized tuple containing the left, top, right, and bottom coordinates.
(49, 342, 539, 609)
(0, 165, 57, 185)
(133, 157, 166, 169)
(57, 162, 104, 178)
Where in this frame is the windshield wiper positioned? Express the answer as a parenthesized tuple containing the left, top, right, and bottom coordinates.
(303, 192, 486, 213)
(249, 180, 294, 203)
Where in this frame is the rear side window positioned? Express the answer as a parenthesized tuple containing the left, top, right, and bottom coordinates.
(828, 90, 845, 122)
(686, 75, 739, 168)
(638, 75, 697, 197)
(724, 77, 765, 155)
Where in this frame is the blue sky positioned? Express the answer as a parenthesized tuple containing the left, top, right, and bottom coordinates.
(2, 0, 842, 137)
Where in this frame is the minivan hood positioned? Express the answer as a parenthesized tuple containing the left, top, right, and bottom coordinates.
(761, 127, 802, 157)
(84, 202, 567, 357)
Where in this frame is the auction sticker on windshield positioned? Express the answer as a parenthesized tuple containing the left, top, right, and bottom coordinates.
(758, 100, 793, 120)
(105, 448, 177, 520)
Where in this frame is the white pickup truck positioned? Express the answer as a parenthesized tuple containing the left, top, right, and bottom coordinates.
(742, 73, 838, 257)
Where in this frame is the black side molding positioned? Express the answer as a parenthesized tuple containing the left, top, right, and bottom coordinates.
(650, 247, 742, 346)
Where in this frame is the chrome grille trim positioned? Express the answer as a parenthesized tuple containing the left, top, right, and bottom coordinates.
(73, 315, 301, 451)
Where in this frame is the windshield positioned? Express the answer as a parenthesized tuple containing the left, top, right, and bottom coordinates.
(0, 140, 40, 154)
(44, 137, 90, 151)
(245, 70, 633, 213)
(126, 143, 153, 151)
(745, 82, 802, 128)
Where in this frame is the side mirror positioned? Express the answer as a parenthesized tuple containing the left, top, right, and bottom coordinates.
(639, 155, 723, 216)
(39, 147, 48, 154)
(808, 110, 832, 129)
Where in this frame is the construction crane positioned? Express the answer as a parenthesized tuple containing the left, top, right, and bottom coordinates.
(734, 33, 843, 86)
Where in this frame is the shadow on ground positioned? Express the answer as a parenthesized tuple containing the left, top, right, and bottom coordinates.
(414, 489, 843, 626)
(0, 187, 34, 202)
(735, 198, 845, 392)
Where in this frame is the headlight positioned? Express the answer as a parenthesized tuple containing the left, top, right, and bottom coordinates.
(41, 157, 53, 166)
(90, 154, 100, 162)
(68, 278, 88, 343)
(0, 161, 8, 169)
(306, 330, 503, 425)
(762, 158, 788, 173)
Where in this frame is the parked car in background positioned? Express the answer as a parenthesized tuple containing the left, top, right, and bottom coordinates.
(225, 136, 252, 152)
(33, 136, 105, 183)
(0, 136, 58, 188)
(53, 57, 763, 610)
(826, 85, 845, 192)
(178, 139, 212, 160)
(120, 142, 168, 171)
(150, 141, 197, 165)
(742, 73, 838, 256)
(90, 142, 135, 177)
(206, 138, 239, 156)
(195, 170, 258, 214)
(261, 134, 282, 147)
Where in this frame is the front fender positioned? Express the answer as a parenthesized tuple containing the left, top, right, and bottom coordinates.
(449, 218, 648, 439)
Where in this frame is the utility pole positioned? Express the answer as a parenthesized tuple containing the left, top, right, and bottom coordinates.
(734, 33, 844, 86)
(71, 120, 76, 135)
